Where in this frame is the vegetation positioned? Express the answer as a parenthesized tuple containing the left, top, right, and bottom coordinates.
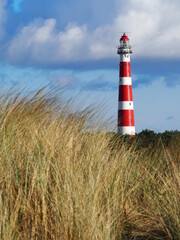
(0, 89, 179, 239)
(111, 129, 180, 150)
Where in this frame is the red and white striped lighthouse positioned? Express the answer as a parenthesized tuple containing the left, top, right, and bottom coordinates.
(117, 33, 135, 136)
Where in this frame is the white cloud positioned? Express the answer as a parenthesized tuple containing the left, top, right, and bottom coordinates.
(7, 17, 118, 65)
(114, 0, 180, 58)
(7, 19, 88, 64)
(6, 0, 180, 65)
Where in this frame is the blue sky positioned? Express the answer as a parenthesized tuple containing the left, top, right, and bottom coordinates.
(0, 0, 180, 132)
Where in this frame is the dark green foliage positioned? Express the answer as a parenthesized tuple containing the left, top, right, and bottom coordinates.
(110, 129, 180, 150)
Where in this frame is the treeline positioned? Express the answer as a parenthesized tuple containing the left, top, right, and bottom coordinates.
(110, 129, 180, 149)
(136, 129, 180, 147)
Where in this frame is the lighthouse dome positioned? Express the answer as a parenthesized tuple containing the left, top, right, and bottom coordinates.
(120, 33, 129, 41)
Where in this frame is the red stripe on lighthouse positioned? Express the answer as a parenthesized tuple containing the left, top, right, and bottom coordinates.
(118, 110, 135, 126)
(118, 85, 133, 101)
(120, 62, 131, 77)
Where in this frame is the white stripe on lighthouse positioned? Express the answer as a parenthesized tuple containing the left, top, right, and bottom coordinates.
(118, 101, 134, 110)
(118, 126, 135, 135)
(120, 54, 130, 62)
(119, 77, 132, 85)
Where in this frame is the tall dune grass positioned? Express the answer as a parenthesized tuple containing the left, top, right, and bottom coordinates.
(0, 89, 179, 239)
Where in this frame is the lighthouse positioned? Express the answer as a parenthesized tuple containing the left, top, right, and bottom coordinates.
(117, 33, 135, 136)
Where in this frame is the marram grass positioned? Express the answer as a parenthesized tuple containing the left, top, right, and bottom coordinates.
(0, 89, 179, 239)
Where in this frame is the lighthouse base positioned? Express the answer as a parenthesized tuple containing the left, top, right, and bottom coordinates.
(118, 126, 135, 136)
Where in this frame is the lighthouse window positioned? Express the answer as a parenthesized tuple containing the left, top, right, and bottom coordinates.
(130, 119, 132, 123)
(129, 102, 131, 106)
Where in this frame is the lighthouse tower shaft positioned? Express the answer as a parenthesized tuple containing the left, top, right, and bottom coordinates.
(117, 33, 135, 135)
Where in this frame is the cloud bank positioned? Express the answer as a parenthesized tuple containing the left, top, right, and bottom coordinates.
(7, 19, 114, 66)
(3, 0, 180, 67)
